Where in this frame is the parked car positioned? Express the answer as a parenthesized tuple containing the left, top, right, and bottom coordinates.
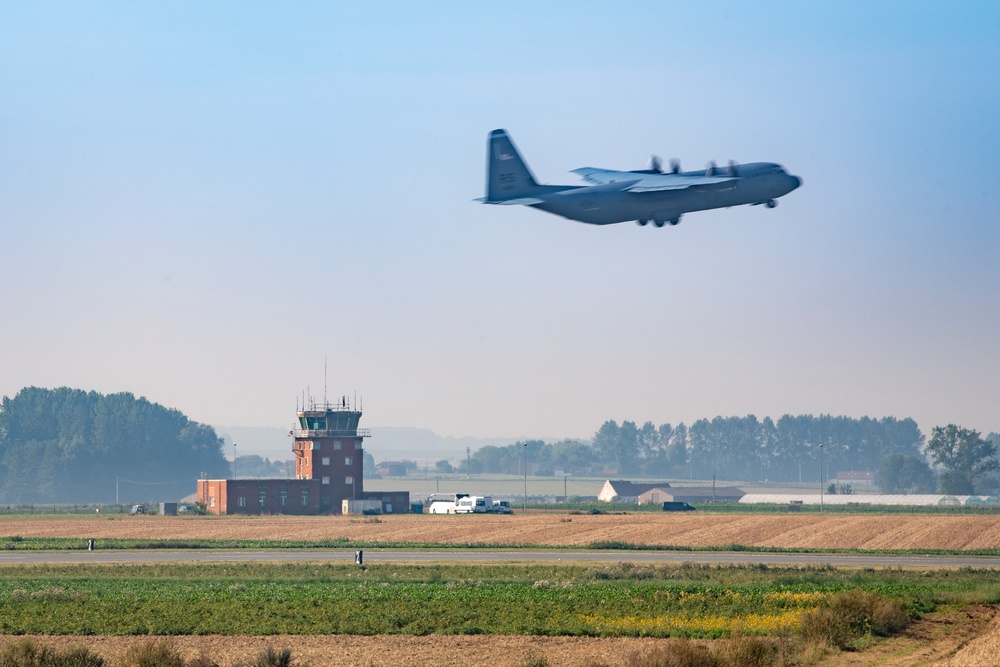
(129, 504, 145, 515)
(662, 501, 696, 512)
(492, 500, 512, 514)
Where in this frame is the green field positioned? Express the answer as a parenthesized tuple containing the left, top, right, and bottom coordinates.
(0, 562, 997, 639)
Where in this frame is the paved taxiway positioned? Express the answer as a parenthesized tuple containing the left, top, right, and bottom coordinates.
(1, 549, 999, 568)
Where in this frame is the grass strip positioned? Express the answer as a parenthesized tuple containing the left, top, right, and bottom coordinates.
(6, 535, 1000, 558)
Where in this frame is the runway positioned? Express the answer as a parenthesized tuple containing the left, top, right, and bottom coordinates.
(2, 548, 999, 568)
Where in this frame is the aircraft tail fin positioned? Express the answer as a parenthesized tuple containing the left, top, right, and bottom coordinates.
(484, 129, 542, 202)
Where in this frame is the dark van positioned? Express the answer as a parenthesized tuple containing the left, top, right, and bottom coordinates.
(662, 501, 696, 512)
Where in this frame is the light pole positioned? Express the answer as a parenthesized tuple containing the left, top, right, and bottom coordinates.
(819, 444, 824, 513)
(233, 443, 238, 479)
(523, 442, 528, 514)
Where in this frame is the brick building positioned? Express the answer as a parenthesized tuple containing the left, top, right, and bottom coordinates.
(198, 478, 320, 515)
(197, 398, 408, 515)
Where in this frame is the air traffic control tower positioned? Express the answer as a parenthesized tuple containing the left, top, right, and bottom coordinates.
(292, 397, 369, 512)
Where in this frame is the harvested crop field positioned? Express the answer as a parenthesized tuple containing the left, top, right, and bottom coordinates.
(0, 634, 677, 667)
(4, 607, 998, 667)
(4, 512, 1000, 550)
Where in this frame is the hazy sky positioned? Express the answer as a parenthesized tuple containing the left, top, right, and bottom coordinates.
(2, 3, 998, 442)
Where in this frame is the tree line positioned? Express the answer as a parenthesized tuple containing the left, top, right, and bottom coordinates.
(0, 387, 229, 503)
(4, 387, 997, 502)
(445, 414, 1000, 494)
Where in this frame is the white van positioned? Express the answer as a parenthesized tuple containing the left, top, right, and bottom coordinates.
(454, 495, 492, 514)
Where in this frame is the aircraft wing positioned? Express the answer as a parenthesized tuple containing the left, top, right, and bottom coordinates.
(571, 167, 736, 192)
(474, 196, 546, 205)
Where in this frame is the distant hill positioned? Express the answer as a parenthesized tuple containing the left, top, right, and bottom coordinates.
(367, 427, 518, 465)
(214, 426, 291, 459)
(213, 425, 532, 465)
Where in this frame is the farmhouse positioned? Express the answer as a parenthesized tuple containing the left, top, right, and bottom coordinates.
(642, 486, 746, 504)
(599, 480, 745, 505)
(376, 461, 409, 477)
(197, 398, 408, 515)
(598, 480, 671, 503)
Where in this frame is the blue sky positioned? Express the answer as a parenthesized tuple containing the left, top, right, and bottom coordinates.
(2, 2, 998, 442)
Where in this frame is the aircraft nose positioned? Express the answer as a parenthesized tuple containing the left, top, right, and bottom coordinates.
(790, 175, 802, 190)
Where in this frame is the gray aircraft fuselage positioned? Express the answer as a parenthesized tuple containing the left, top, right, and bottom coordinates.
(479, 129, 801, 227)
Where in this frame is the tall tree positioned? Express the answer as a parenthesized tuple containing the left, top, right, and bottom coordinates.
(666, 423, 688, 476)
(0, 387, 229, 503)
(926, 425, 998, 494)
(878, 453, 936, 494)
(594, 420, 640, 474)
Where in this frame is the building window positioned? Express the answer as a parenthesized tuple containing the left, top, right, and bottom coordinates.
(300, 488, 309, 506)
(354, 440, 362, 449)
(312, 441, 320, 451)
(304, 458, 309, 467)
(322, 476, 330, 485)
(280, 489, 288, 507)
(209, 496, 215, 508)
(345, 476, 354, 486)
(344, 457, 353, 466)
(321, 457, 330, 466)
(258, 490, 266, 506)
(237, 496, 245, 507)
(333, 441, 342, 450)
(308, 442, 314, 450)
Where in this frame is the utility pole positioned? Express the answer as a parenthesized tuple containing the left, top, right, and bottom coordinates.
(466, 447, 471, 480)
(233, 442, 238, 480)
(523, 442, 528, 514)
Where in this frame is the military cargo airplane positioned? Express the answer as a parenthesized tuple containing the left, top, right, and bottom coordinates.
(477, 129, 801, 227)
